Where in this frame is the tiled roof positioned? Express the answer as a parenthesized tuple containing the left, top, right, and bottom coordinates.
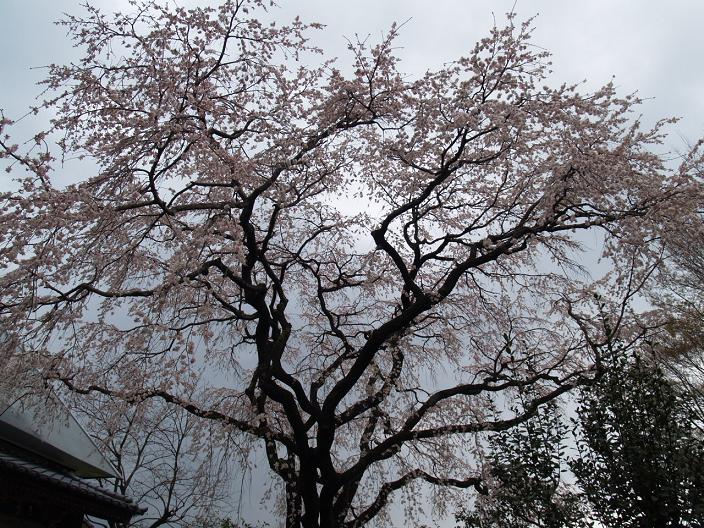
(0, 440, 145, 517)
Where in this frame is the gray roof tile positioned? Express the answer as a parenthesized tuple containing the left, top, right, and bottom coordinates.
(0, 442, 145, 516)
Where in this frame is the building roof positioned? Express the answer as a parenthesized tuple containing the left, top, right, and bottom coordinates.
(0, 392, 118, 478)
(0, 438, 145, 522)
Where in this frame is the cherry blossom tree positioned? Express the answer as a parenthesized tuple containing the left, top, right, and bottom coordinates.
(0, 2, 700, 527)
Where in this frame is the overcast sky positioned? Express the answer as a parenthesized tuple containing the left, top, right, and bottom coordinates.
(2, 1, 703, 526)
(2, 1, 704, 146)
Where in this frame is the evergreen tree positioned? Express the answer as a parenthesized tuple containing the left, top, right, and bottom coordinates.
(572, 352, 704, 528)
(456, 398, 584, 528)
(458, 347, 704, 528)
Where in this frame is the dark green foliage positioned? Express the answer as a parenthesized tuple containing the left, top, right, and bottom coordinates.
(572, 352, 704, 528)
(456, 398, 584, 528)
(457, 347, 704, 528)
